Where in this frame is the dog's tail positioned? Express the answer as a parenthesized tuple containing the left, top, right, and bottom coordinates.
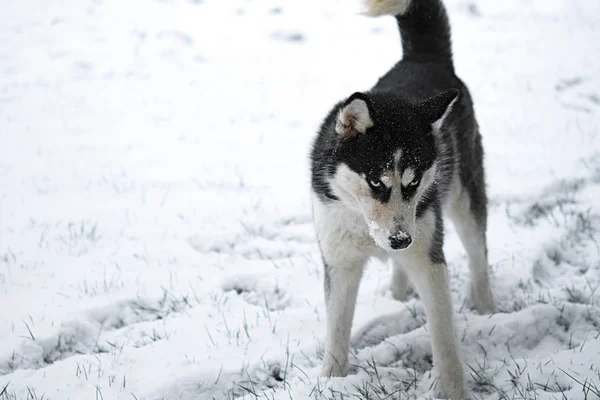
(364, 0, 453, 64)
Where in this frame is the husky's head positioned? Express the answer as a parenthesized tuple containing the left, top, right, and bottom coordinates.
(329, 89, 458, 251)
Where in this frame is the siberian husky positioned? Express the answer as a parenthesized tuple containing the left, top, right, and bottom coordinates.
(310, 0, 494, 397)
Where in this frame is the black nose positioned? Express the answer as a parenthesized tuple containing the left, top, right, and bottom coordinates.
(389, 233, 412, 250)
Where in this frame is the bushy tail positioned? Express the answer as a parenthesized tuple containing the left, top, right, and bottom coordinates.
(364, 0, 453, 63)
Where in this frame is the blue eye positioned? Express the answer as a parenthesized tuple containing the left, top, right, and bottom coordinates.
(367, 178, 383, 189)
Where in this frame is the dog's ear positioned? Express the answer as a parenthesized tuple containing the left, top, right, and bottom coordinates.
(335, 92, 374, 138)
(415, 89, 459, 132)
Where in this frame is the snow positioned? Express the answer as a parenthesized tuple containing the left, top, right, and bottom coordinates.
(390, 231, 409, 241)
(1, 0, 600, 398)
(368, 220, 391, 249)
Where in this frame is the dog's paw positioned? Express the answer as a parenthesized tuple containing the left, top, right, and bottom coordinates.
(469, 282, 494, 315)
(392, 284, 418, 302)
(431, 365, 472, 399)
(380, 281, 418, 302)
(429, 372, 468, 400)
(320, 363, 346, 378)
(436, 386, 473, 400)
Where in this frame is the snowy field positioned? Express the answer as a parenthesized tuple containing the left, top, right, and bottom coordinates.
(1, 0, 600, 398)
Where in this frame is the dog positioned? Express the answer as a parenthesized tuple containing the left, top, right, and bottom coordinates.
(310, 0, 495, 398)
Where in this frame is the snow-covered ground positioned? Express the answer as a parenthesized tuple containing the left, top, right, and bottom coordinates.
(1, 0, 600, 398)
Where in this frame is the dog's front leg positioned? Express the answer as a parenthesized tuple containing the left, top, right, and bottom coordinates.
(403, 257, 467, 399)
(321, 260, 365, 377)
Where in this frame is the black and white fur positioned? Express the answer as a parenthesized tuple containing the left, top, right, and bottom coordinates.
(310, 0, 494, 398)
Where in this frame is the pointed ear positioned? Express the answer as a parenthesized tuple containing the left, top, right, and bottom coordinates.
(335, 92, 374, 138)
(415, 89, 459, 132)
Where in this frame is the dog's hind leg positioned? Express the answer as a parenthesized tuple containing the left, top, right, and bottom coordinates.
(390, 261, 413, 301)
(448, 185, 495, 314)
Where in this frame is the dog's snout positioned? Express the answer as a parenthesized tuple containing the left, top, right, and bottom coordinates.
(389, 232, 412, 250)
